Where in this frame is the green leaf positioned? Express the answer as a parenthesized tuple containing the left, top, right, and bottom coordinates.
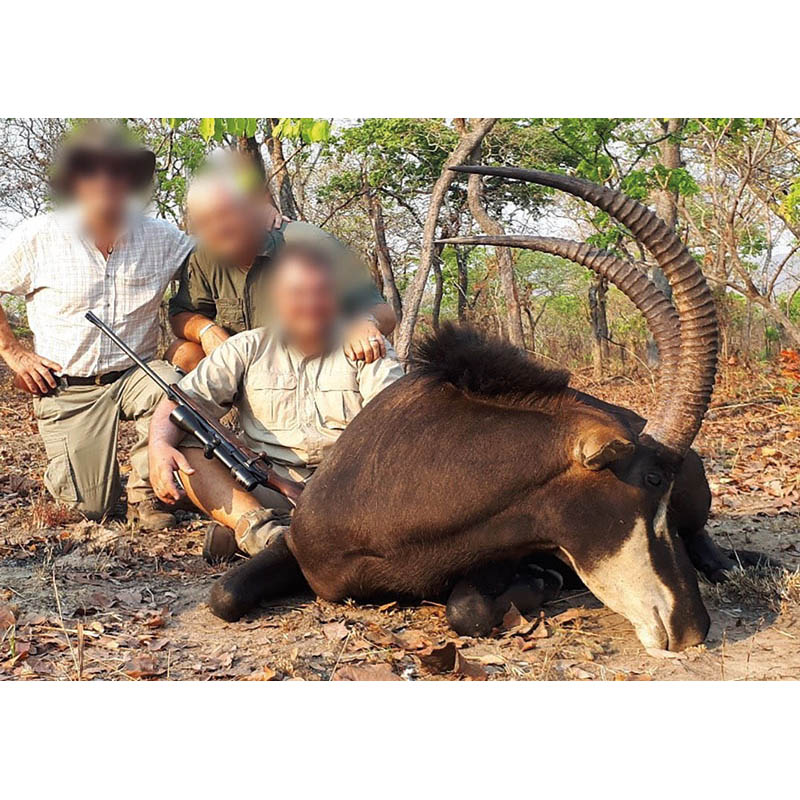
(246, 118, 259, 137)
(310, 119, 331, 142)
(213, 118, 226, 142)
(198, 117, 216, 142)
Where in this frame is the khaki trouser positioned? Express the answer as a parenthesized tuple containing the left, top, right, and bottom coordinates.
(33, 361, 178, 520)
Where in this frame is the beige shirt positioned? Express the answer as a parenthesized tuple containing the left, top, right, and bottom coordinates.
(0, 209, 193, 376)
(177, 327, 405, 473)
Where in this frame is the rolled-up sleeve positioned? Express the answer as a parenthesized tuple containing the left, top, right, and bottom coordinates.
(176, 335, 248, 419)
(355, 339, 405, 405)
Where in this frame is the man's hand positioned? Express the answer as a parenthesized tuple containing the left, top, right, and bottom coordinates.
(3, 345, 61, 395)
(199, 324, 230, 357)
(149, 442, 195, 505)
(344, 318, 386, 364)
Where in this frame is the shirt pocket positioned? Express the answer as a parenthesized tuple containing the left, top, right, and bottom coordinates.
(215, 298, 246, 333)
(316, 372, 361, 430)
(246, 371, 298, 430)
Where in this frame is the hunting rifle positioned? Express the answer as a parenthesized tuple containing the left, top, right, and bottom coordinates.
(85, 311, 304, 506)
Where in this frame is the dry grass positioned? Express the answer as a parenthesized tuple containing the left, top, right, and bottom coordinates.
(706, 565, 800, 614)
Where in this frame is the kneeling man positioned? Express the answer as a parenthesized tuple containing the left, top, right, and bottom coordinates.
(148, 243, 404, 563)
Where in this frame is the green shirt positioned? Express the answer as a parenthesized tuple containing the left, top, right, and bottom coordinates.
(168, 221, 384, 334)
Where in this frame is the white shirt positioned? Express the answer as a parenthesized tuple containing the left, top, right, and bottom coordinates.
(0, 209, 193, 376)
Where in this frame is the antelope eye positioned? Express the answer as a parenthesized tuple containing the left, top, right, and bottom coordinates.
(645, 472, 662, 487)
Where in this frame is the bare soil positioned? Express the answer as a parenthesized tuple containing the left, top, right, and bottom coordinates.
(2, 357, 799, 681)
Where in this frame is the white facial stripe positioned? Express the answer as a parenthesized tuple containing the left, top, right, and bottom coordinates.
(559, 493, 677, 650)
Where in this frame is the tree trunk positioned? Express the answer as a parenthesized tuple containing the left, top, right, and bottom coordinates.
(466, 140, 525, 348)
(365, 186, 403, 322)
(456, 247, 469, 322)
(266, 118, 299, 220)
(648, 118, 682, 366)
(394, 117, 497, 362)
(589, 276, 610, 379)
(431, 252, 444, 331)
(237, 135, 266, 181)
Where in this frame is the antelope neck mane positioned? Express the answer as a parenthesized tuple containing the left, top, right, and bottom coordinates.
(412, 323, 574, 411)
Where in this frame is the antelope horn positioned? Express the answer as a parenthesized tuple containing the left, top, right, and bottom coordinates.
(437, 235, 681, 398)
(451, 165, 718, 458)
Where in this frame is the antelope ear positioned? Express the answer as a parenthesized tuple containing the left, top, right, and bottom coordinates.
(575, 428, 635, 470)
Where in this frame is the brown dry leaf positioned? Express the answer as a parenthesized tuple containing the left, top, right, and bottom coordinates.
(531, 621, 550, 639)
(394, 629, 429, 651)
(550, 607, 593, 626)
(322, 621, 349, 641)
(454, 651, 488, 681)
(146, 637, 170, 652)
(377, 601, 397, 612)
(244, 666, 277, 681)
(475, 653, 505, 666)
(363, 624, 397, 647)
(123, 654, 162, 679)
(143, 609, 170, 629)
(501, 603, 528, 630)
(334, 663, 403, 681)
(418, 641, 457, 673)
(0, 604, 16, 633)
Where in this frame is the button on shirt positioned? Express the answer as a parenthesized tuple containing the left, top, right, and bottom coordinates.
(177, 327, 405, 470)
(0, 209, 193, 376)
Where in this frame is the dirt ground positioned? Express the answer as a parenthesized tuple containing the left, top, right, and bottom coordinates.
(1, 355, 799, 681)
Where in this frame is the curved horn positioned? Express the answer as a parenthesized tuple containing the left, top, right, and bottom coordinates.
(451, 165, 718, 458)
(438, 235, 681, 398)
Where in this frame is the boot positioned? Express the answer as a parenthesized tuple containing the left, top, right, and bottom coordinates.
(203, 523, 241, 565)
(127, 497, 176, 531)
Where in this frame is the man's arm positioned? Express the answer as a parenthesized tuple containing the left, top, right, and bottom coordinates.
(170, 310, 230, 356)
(355, 337, 406, 405)
(0, 303, 62, 394)
(148, 397, 196, 504)
(168, 251, 230, 356)
(148, 335, 249, 503)
(0, 218, 62, 393)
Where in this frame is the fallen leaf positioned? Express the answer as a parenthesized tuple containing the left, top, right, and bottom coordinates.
(501, 603, 528, 630)
(454, 651, 488, 681)
(0, 605, 16, 633)
(550, 607, 593, 626)
(322, 621, 349, 641)
(531, 621, 550, 639)
(334, 663, 402, 681)
(363, 624, 397, 647)
(393, 629, 429, 651)
(122, 655, 162, 679)
(244, 666, 277, 681)
(475, 653, 505, 666)
(418, 641, 457, 673)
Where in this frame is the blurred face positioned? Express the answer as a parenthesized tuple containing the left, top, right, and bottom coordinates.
(188, 186, 265, 266)
(270, 259, 339, 350)
(70, 154, 134, 226)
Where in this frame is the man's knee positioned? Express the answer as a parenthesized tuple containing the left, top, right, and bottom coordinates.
(165, 339, 205, 373)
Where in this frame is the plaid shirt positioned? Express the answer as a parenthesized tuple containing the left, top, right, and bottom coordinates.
(0, 209, 193, 376)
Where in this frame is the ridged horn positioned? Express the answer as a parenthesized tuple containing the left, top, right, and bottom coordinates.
(437, 235, 681, 398)
(451, 165, 718, 458)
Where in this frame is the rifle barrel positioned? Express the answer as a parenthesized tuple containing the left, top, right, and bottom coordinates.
(85, 311, 174, 396)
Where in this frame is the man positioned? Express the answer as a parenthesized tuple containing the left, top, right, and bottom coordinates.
(0, 123, 193, 529)
(166, 159, 396, 373)
(149, 243, 404, 562)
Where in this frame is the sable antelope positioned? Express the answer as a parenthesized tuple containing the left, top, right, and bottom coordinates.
(211, 167, 765, 653)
